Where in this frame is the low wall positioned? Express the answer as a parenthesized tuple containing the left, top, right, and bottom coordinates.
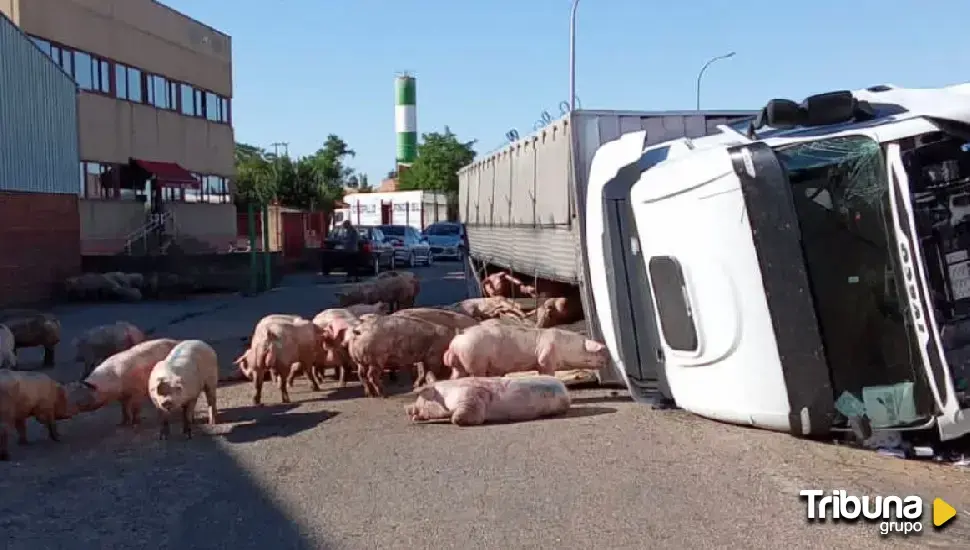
(80, 251, 285, 293)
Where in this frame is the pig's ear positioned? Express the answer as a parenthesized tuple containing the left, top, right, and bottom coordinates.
(232, 353, 247, 366)
(584, 340, 606, 353)
(82, 381, 96, 390)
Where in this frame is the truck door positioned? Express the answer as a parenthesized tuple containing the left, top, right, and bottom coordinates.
(601, 146, 673, 399)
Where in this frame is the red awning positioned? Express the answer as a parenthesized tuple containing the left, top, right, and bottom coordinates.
(133, 159, 201, 189)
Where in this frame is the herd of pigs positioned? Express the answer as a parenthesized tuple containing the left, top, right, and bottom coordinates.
(0, 270, 607, 461)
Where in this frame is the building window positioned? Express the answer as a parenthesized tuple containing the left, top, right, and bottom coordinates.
(115, 64, 129, 100)
(79, 161, 115, 199)
(74, 51, 93, 89)
(180, 84, 195, 116)
(648, 256, 699, 352)
(29, 34, 232, 124)
(205, 92, 220, 122)
(127, 67, 143, 102)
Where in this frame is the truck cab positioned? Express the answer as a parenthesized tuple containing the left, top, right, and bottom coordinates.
(598, 84, 970, 440)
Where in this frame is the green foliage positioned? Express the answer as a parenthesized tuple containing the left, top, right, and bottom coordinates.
(397, 127, 476, 198)
(233, 135, 360, 210)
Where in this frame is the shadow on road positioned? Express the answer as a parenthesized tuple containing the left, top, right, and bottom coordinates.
(571, 394, 632, 405)
(556, 406, 618, 419)
(224, 410, 338, 444)
(0, 416, 329, 550)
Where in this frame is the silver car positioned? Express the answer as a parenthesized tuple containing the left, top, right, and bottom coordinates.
(379, 224, 433, 267)
(424, 222, 465, 260)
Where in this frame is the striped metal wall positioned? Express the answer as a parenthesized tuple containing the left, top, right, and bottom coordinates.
(0, 12, 79, 194)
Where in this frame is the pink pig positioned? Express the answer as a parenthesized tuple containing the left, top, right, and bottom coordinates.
(406, 375, 572, 426)
(443, 320, 607, 378)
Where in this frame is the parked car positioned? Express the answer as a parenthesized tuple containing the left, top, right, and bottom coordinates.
(319, 226, 395, 276)
(424, 221, 466, 260)
(379, 224, 433, 267)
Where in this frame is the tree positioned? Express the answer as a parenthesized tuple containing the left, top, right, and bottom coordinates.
(233, 135, 361, 210)
(233, 142, 277, 205)
(397, 127, 476, 198)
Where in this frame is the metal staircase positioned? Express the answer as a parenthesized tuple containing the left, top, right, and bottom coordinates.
(124, 211, 176, 255)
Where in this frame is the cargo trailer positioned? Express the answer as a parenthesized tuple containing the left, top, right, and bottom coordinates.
(457, 109, 755, 385)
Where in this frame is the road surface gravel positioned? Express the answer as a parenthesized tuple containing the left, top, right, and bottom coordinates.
(2, 263, 968, 549)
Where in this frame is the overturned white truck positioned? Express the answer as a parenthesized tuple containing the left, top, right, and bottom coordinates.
(457, 109, 755, 385)
(588, 83, 970, 441)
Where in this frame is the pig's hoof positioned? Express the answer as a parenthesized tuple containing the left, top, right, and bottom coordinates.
(158, 432, 168, 441)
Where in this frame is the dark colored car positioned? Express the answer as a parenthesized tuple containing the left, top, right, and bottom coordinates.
(319, 226, 395, 276)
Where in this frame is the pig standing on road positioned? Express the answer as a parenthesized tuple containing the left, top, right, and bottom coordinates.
(236, 320, 317, 405)
(348, 315, 457, 397)
(375, 271, 420, 310)
(148, 340, 219, 440)
(0, 324, 16, 369)
(406, 375, 572, 426)
(65, 339, 179, 426)
(312, 308, 360, 386)
(74, 321, 147, 379)
(0, 310, 61, 367)
(443, 320, 608, 378)
(0, 370, 75, 460)
(444, 297, 525, 321)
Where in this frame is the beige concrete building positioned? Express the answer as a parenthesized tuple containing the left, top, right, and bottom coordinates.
(1, 0, 238, 254)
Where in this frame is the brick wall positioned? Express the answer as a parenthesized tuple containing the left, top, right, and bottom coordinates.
(0, 191, 81, 307)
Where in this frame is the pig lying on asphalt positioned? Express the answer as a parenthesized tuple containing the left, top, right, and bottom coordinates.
(0, 309, 61, 367)
(348, 315, 458, 397)
(74, 321, 147, 379)
(392, 308, 479, 331)
(535, 296, 584, 328)
(444, 297, 526, 321)
(444, 320, 608, 377)
(406, 375, 572, 426)
(0, 324, 16, 369)
(65, 339, 179, 426)
(236, 320, 319, 405)
(0, 370, 75, 460)
(148, 340, 219, 440)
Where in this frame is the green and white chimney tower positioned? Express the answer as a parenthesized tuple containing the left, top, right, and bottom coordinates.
(395, 74, 417, 166)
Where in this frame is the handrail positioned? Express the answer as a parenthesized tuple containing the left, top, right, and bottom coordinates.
(124, 211, 177, 255)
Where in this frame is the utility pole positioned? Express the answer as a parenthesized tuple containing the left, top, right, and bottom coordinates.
(263, 141, 289, 290)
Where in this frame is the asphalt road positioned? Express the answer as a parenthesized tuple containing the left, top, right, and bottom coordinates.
(2, 262, 970, 549)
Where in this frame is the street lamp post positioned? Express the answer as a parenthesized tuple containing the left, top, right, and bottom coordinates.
(568, 0, 581, 113)
(695, 52, 735, 110)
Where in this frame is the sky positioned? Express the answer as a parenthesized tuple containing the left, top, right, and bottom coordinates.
(165, 0, 970, 183)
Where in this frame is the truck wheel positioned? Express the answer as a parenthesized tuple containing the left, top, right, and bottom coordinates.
(408, 252, 416, 267)
(373, 255, 380, 276)
(427, 252, 435, 266)
(390, 254, 396, 269)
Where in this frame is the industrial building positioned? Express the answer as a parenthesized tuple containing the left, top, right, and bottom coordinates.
(0, 12, 81, 305)
(0, 0, 237, 255)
